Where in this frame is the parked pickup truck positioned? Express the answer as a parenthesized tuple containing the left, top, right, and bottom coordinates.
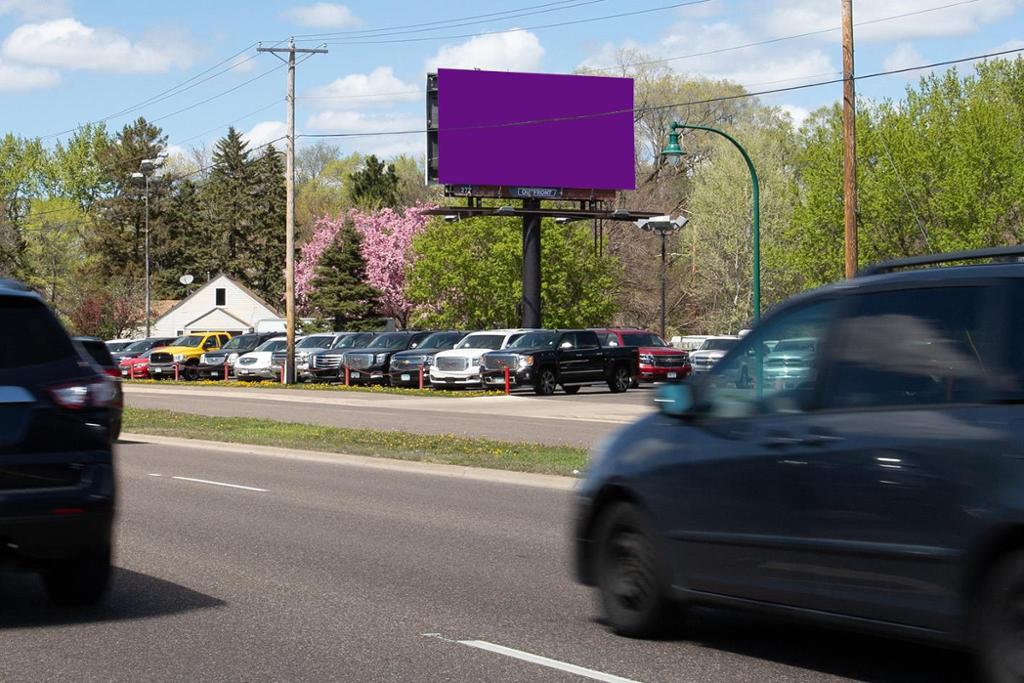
(480, 329, 639, 395)
(592, 328, 690, 384)
(149, 332, 233, 380)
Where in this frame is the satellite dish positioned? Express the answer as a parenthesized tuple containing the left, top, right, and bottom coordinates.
(179, 274, 194, 285)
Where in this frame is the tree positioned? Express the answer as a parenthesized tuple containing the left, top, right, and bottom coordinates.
(348, 155, 398, 210)
(307, 223, 381, 330)
(0, 133, 48, 276)
(406, 216, 620, 329)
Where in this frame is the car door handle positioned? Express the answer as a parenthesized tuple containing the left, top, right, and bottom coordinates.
(802, 432, 842, 447)
(762, 434, 804, 448)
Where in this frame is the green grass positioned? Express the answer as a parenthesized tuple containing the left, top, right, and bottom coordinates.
(124, 378, 502, 398)
(123, 408, 587, 477)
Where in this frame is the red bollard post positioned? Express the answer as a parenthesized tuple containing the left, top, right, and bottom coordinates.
(418, 366, 424, 390)
(504, 367, 511, 395)
(280, 364, 285, 384)
(174, 363, 180, 382)
(224, 363, 229, 382)
(344, 366, 350, 386)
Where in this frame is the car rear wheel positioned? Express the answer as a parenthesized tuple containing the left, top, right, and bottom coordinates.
(608, 366, 631, 393)
(595, 503, 671, 638)
(563, 385, 581, 395)
(42, 546, 112, 606)
(534, 368, 557, 396)
(976, 551, 1024, 683)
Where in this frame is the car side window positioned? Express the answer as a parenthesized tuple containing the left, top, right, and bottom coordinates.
(698, 299, 838, 418)
(203, 337, 218, 350)
(604, 334, 619, 347)
(558, 333, 576, 350)
(576, 331, 600, 350)
(821, 286, 996, 409)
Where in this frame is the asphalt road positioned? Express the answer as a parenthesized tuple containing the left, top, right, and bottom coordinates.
(124, 383, 656, 448)
(0, 441, 978, 682)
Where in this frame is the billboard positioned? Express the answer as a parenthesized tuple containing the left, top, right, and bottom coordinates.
(428, 69, 635, 193)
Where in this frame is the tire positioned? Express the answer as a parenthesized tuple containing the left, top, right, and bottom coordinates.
(608, 365, 631, 393)
(563, 385, 581, 395)
(42, 546, 112, 607)
(183, 363, 199, 381)
(975, 551, 1024, 683)
(594, 502, 671, 638)
(534, 368, 557, 396)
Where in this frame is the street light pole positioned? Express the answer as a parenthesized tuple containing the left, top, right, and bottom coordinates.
(660, 231, 667, 340)
(132, 154, 165, 337)
(662, 122, 761, 320)
(636, 215, 687, 341)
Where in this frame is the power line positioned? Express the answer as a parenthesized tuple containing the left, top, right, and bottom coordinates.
(319, 0, 714, 45)
(172, 99, 285, 147)
(147, 64, 284, 126)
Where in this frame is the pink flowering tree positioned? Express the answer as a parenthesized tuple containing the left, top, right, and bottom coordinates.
(296, 203, 433, 327)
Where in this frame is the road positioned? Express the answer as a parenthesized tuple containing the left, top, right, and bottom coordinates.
(0, 440, 976, 682)
(124, 383, 656, 448)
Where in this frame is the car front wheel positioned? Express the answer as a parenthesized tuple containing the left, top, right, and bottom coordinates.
(42, 546, 112, 606)
(977, 551, 1024, 683)
(534, 368, 557, 396)
(608, 366, 631, 393)
(595, 503, 671, 638)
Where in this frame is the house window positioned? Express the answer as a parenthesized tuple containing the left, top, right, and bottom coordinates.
(215, 288, 226, 306)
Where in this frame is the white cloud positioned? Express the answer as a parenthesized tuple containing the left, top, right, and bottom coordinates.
(305, 109, 420, 134)
(282, 3, 359, 28)
(243, 121, 287, 150)
(0, 57, 59, 91)
(0, 0, 68, 20)
(425, 30, 545, 72)
(779, 104, 811, 127)
(883, 43, 925, 72)
(305, 66, 420, 109)
(759, 0, 1022, 43)
(228, 53, 256, 74)
(2, 18, 196, 73)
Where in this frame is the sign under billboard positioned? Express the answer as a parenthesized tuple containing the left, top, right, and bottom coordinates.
(427, 69, 635, 193)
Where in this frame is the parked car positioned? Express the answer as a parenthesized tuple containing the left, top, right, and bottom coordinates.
(480, 329, 639, 395)
(1, 280, 117, 605)
(120, 349, 154, 379)
(110, 336, 176, 364)
(234, 337, 287, 380)
(594, 328, 690, 384)
(672, 335, 711, 352)
(149, 332, 233, 380)
(103, 339, 134, 353)
(307, 332, 378, 381)
(688, 335, 739, 374)
(430, 329, 532, 388)
(341, 331, 432, 385)
(72, 337, 124, 440)
(197, 332, 279, 380)
(388, 331, 468, 387)
(572, 246, 1024, 682)
(271, 333, 346, 381)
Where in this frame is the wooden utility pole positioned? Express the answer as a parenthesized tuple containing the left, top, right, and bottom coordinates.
(842, 0, 858, 278)
(257, 38, 327, 383)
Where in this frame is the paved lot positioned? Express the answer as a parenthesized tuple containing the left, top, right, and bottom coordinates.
(0, 440, 977, 682)
(124, 383, 656, 448)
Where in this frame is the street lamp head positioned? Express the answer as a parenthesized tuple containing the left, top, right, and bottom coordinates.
(660, 124, 684, 167)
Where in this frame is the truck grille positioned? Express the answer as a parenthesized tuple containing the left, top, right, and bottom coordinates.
(346, 353, 373, 370)
(692, 356, 716, 370)
(653, 355, 688, 367)
(392, 356, 424, 370)
(435, 356, 469, 372)
(481, 354, 517, 371)
(313, 354, 342, 369)
(150, 352, 173, 364)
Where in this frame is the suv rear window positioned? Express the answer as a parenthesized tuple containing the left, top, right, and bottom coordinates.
(0, 297, 74, 369)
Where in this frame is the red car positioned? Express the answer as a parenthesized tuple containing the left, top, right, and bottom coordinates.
(591, 328, 691, 383)
(119, 350, 154, 379)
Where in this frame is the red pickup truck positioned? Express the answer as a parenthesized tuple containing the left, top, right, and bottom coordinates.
(591, 328, 691, 383)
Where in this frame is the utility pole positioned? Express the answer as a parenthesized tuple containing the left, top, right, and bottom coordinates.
(258, 38, 327, 383)
(842, 0, 858, 278)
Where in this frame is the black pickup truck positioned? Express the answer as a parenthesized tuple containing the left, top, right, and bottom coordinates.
(480, 329, 638, 395)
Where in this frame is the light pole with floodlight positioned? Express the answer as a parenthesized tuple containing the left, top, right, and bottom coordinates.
(130, 152, 167, 337)
(661, 122, 761, 321)
(636, 215, 688, 340)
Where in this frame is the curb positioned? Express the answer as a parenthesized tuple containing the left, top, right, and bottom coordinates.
(119, 432, 579, 492)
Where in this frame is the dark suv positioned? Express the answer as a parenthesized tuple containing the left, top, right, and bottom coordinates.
(342, 331, 431, 385)
(573, 247, 1024, 680)
(197, 332, 279, 380)
(0, 281, 117, 605)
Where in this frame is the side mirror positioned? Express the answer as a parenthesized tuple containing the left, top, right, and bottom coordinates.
(655, 383, 694, 417)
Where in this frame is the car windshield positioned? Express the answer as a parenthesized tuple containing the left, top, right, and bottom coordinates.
(455, 334, 505, 350)
(255, 339, 286, 352)
(332, 333, 374, 349)
(368, 333, 410, 350)
(622, 332, 668, 347)
(297, 335, 335, 349)
(418, 332, 464, 349)
(170, 335, 204, 348)
(772, 339, 816, 353)
(124, 339, 153, 352)
(509, 331, 557, 349)
(701, 338, 738, 351)
(222, 335, 259, 350)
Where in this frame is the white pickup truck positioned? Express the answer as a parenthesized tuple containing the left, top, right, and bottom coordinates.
(429, 329, 532, 388)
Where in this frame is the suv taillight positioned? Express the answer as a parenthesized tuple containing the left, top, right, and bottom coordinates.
(49, 376, 117, 410)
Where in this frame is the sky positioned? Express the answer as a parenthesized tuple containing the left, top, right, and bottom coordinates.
(0, 0, 1021, 161)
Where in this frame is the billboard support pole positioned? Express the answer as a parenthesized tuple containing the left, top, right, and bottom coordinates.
(521, 198, 542, 328)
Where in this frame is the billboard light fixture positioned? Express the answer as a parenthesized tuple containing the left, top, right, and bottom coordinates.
(443, 215, 460, 223)
(496, 206, 516, 216)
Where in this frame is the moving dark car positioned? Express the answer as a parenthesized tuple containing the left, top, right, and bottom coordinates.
(342, 331, 431, 385)
(72, 336, 124, 440)
(388, 331, 467, 387)
(197, 332, 279, 380)
(1, 281, 117, 606)
(573, 247, 1024, 682)
(109, 336, 176, 364)
(481, 329, 638, 395)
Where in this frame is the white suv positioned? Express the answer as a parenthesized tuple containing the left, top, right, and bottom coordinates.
(429, 329, 532, 388)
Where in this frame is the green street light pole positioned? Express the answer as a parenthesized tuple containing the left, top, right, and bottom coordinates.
(661, 122, 761, 321)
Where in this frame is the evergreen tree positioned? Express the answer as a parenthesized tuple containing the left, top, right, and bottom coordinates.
(307, 223, 381, 330)
(153, 179, 217, 298)
(348, 155, 398, 210)
(203, 126, 250, 270)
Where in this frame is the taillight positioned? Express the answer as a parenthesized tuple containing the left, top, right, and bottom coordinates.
(103, 368, 121, 379)
(49, 376, 117, 410)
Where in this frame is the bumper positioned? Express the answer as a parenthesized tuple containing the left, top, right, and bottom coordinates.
(429, 370, 482, 387)
(197, 364, 231, 379)
(389, 368, 427, 387)
(119, 366, 148, 379)
(148, 363, 178, 378)
(481, 368, 532, 388)
(235, 366, 275, 379)
(344, 367, 387, 384)
(638, 365, 691, 382)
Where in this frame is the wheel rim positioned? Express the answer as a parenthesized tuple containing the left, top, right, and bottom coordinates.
(607, 527, 655, 613)
(616, 369, 629, 391)
(541, 371, 556, 394)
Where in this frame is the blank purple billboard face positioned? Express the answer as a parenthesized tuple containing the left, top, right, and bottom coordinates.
(436, 69, 635, 191)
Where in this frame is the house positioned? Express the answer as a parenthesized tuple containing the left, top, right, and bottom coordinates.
(148, 274, 285, 338)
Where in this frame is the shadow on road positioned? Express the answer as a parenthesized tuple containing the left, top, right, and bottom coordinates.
(0, 567, 224, 629)
(662, 607, 977, 683)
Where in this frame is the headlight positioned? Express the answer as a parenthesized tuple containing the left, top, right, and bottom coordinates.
(375, 353, 388, 364)
(173, 353, 185, 362)
(639, 354, 655, 364)
(228, 353, 239, 364)
(423, 356, 434, 367)
(200, 354, 207, 364)
(518, 355, 534, 368)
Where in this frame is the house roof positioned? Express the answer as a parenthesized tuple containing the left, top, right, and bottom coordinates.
(183, 307, 253, 329)
(153, 273, 282, 324)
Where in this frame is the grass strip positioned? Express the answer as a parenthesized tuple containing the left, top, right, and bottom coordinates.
(124, 378, 502, 399)
(124, 407, 587, 477)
